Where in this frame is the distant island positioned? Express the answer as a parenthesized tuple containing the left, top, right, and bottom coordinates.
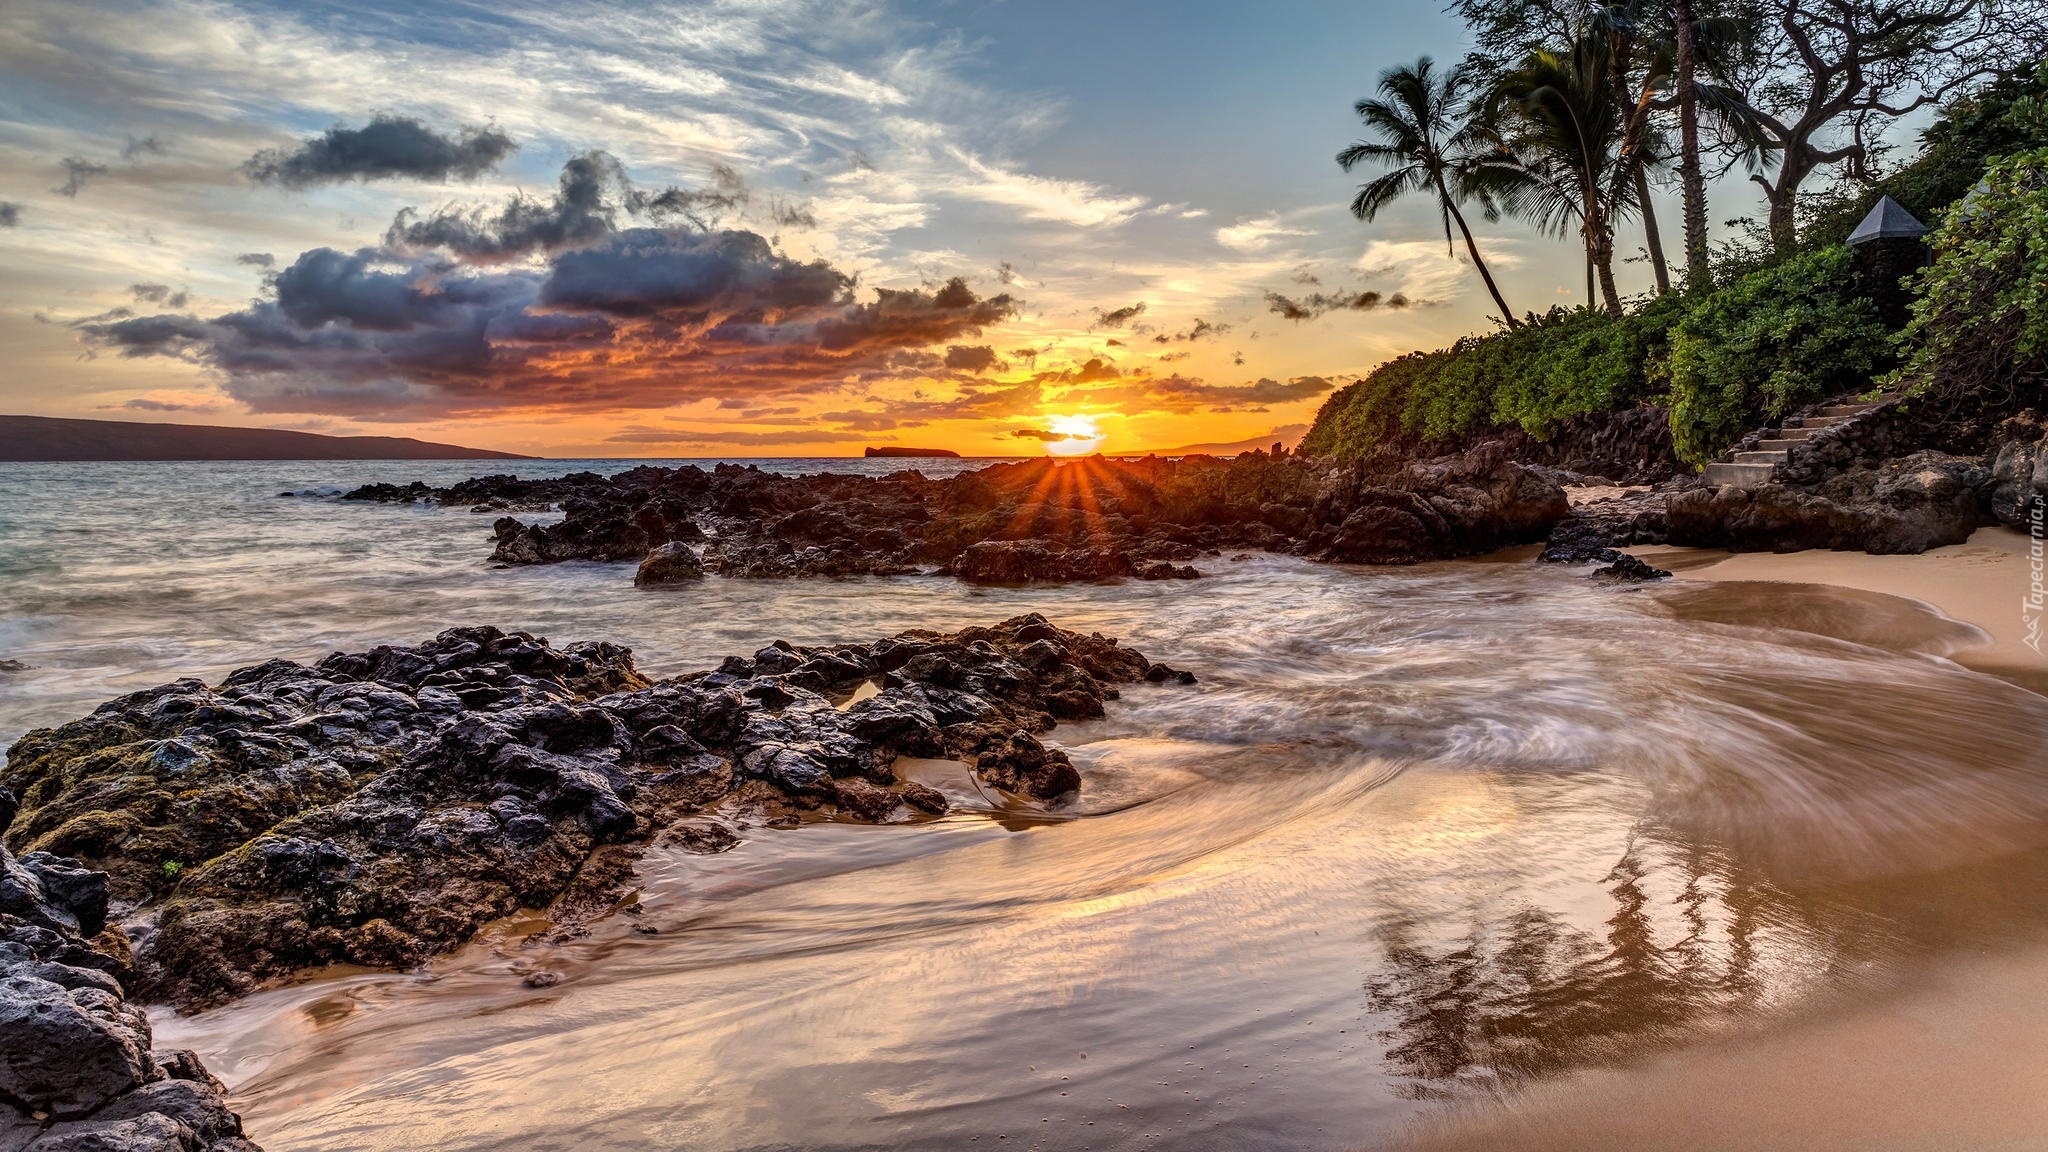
(0, 415, 532, 461)
(865, 446, 962, 458)
(1132, 426, 1308, 457)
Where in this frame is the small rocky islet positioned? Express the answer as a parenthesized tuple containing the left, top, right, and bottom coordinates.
(1, 615, 1192, 1148)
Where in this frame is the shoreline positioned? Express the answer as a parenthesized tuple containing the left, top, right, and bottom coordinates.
(1401, 526, 2048, 1152)
(1632, 525, 2048, 692)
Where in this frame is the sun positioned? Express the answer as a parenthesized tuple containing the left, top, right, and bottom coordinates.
(1044, 413, 1107, 456)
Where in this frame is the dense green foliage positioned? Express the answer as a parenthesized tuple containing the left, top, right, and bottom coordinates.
(1305, 65, 2048, 468)
(1666, 246, 1889, 464)
(1300, 302, 1683, 457)
(1886, 148, 2048, 405)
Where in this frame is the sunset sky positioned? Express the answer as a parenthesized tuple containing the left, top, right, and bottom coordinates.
(0, 0, 1696, 457)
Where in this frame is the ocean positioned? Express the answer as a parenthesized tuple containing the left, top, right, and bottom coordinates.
(4, 457, 2046, 1150)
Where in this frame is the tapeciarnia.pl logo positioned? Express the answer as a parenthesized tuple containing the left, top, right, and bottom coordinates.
(2027, 494, 2045, 655)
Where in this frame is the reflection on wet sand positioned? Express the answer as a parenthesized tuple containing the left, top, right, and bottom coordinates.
(141, 557, 2048, 1151)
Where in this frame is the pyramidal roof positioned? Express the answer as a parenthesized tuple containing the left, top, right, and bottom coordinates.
(1847, 195, 1928, 245)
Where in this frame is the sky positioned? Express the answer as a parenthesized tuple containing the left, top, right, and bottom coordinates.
(0, 0, 1707, 457)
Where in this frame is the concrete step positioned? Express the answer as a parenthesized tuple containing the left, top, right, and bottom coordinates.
(1786, 414, 1848, 429)
(1703, 461, 1778, 488)
(1755, 439, 1803, 452)
(1735, 449, 1789, 464)
(1774, 427, 1815, 440)
(1819, 403, 1878, 417)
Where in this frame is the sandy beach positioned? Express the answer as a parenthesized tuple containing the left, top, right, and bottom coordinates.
(1403, 525, 2048, 1152)
(1639, 526, 2046, 689)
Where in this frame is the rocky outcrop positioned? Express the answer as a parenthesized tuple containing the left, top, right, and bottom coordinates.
(0, 794, 258, 1151)
(1986, 411, 2048, 529)
(1302, 444, 1569, 564)
(1540, 485, 1679, 562)
(1667, 450, 1990, 554)
(633, 542, 704, 585)
(2, 619, 1176, 1012)
(344, 450, 1570, 583)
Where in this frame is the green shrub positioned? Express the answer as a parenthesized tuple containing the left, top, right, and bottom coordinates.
(1665, 246, 1890, 465)
(1299, 304, 1678, 457)
(1886, 147, 2048, 406)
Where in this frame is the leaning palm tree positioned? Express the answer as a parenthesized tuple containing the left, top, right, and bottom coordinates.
(1483, 39, 1633, 316)
(1339, 57, 1523, 330)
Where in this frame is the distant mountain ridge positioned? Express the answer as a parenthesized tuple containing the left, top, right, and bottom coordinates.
(1130, 424, 1308, 458)
(0, 415, 531, 461)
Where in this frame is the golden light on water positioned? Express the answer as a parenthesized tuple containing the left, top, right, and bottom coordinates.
(1044, 413, 1107, 456)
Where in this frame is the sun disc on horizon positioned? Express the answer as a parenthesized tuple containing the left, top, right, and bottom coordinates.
(1044, 413, 1106, 456)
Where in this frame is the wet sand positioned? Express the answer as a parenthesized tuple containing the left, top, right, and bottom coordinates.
(1638, 526, 2043, 689)
(1407, 526, 2048, 1152)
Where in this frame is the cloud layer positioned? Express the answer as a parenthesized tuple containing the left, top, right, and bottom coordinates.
(81, 157, 1016, 420)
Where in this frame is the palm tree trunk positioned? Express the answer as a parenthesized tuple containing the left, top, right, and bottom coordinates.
(1674, 0, 1711, 290)
(1634, 167, 1671, 295)
(1594, 232, 1623, 316)
(1442, 194, 1522, 330)
(1585, 207, 1623, 317)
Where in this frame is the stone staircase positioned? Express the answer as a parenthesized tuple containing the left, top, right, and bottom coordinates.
(1701, 394, 1900, 488)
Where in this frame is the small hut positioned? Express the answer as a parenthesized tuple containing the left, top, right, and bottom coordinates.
(1847, 195, 1931, 326)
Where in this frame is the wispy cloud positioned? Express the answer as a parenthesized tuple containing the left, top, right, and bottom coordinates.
(1216, 213, 1313, 252)
(950, 149, 1150, 228)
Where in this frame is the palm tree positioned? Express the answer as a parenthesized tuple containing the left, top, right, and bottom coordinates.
(1482, 38, 1633, 316)
(1673, 0, 1712, 289)
(1338, 57, 1523, 330)
(1593, 0, 1677, 294)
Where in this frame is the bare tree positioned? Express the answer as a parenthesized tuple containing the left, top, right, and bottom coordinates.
(1737, 0, 2045, 251)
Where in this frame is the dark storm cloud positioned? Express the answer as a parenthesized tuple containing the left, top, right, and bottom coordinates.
(235, 252, 276, 268)
(78, 150, 1020, 420)
(538, 229, 848, 319)
(1264, 289, 1410, 321)
(0, 203, 20, 227)
(79, 228, 1018, 419)
(944, 345, 999, 373)
(54, 157, 108, 198)
(1090, 301, 1146, 330)
(383, 151, 743, 261)
(244, 115, 516, 188)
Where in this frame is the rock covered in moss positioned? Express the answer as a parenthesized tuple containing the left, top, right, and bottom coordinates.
(3, 617, 1177, 1012)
